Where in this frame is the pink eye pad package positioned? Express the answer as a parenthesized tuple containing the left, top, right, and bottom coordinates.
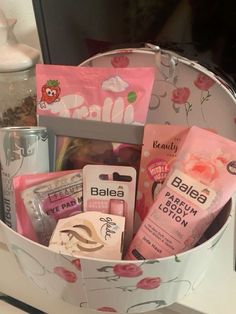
(36, 65, 155, 125)
(126, 126, 236, 260)
(13, 170, 82, 245)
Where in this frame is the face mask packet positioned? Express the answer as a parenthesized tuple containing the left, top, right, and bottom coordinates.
(13, 170, 80, 242)
(136, 124, 189, 223)
(19, 170, 83, 245)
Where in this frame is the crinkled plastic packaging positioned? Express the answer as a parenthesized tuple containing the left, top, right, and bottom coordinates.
(126, 126, 236, 259)
(21, 171, 83, 245)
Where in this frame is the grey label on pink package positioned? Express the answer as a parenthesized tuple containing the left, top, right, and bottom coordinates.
(23, 172, 83, 220)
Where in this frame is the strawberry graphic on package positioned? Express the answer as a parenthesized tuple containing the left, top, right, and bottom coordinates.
(40, 80, 61, 105)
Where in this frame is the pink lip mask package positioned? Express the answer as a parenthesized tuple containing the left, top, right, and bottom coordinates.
(36, 65, 155, 124)
(126, 126, 236, 260)
(136, 124, 189, 222)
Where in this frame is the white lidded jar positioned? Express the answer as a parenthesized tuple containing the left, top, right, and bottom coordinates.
(0, 8, 40, 127)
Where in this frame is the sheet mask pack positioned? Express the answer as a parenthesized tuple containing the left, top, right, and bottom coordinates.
(14, 170, 80, 241)
(136, 124, 189, 222)
(36, 65, 155, 125)
(19, 171, 83, 245)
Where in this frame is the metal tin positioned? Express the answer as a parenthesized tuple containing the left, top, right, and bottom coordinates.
(0, 126, 49, 229)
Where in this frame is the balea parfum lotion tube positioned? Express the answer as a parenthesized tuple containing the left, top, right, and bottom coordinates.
(126, 126, 236, 259)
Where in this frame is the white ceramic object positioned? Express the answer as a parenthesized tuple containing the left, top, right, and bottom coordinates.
(0, 47, 235, 312)
(0, 8, 39, 72)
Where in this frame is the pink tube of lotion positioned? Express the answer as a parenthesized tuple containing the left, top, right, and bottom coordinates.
(126, 126, 236, 259)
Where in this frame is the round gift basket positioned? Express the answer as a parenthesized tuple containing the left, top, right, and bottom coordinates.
(0, 46, 235, 313)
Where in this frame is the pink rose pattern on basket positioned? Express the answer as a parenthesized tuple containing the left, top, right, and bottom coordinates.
(71, 258, 82, 271)
(194, 73, 215, 91)
(194, 73, 215, 125)
(147, 58, 218, 127)
(111, 55, 130, 68)
(171, 87, 192, 124)
(9, 227, 228, 313)
(113, 263, 143, 278)
(83, 259, 191, 311)
(97, 306, 117, 312)
(53, 266, 77, 283)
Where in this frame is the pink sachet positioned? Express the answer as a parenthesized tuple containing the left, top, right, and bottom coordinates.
(14, 170, 80, 242)
(36, 65, 155, 124)
(136, 124, 189, 223)
(126, 126, 236, 259)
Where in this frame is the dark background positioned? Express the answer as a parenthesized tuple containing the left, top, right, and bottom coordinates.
(32, 0, 236, 86)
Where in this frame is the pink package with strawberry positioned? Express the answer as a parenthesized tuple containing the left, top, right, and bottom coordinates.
(36, 65, 155, 124)
(126, 126, 236, 260)
(136, 124, 189, 223)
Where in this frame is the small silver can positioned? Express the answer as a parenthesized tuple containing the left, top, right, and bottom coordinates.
(0, 126, 49, 229)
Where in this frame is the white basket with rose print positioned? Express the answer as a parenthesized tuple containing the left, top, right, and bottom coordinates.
(0, 46, 235, 313)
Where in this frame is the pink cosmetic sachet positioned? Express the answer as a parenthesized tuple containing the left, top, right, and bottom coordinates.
(36, 65, 155, 124)
(14, 170, 79, 242)
(126, 126, 236, 259)
(136, 124, 189, 222)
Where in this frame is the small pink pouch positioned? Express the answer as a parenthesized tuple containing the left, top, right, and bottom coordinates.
(136, 124, 189, 222)
(14, 170, 79, 242)
(36, 65, 155, 124)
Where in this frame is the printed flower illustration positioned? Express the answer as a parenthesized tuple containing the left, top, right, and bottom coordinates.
(171, 87, 192, 125)
(194, 73, 215, 125)
(86, 263, 143, 282)
(113, 263, 143, 278)
(115, 276, 169, 292)
(111, 55, 129, 68)
(171, 87, 190, 104)
(71, 258, 82, 271)
(194, 73, 215, 91)
(53, 266, 77, 283)
(90, 275, 192, 293)
(184, 155, 218, 184)
(97, 307, 117, 312)
(136, 277, 162, 290)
